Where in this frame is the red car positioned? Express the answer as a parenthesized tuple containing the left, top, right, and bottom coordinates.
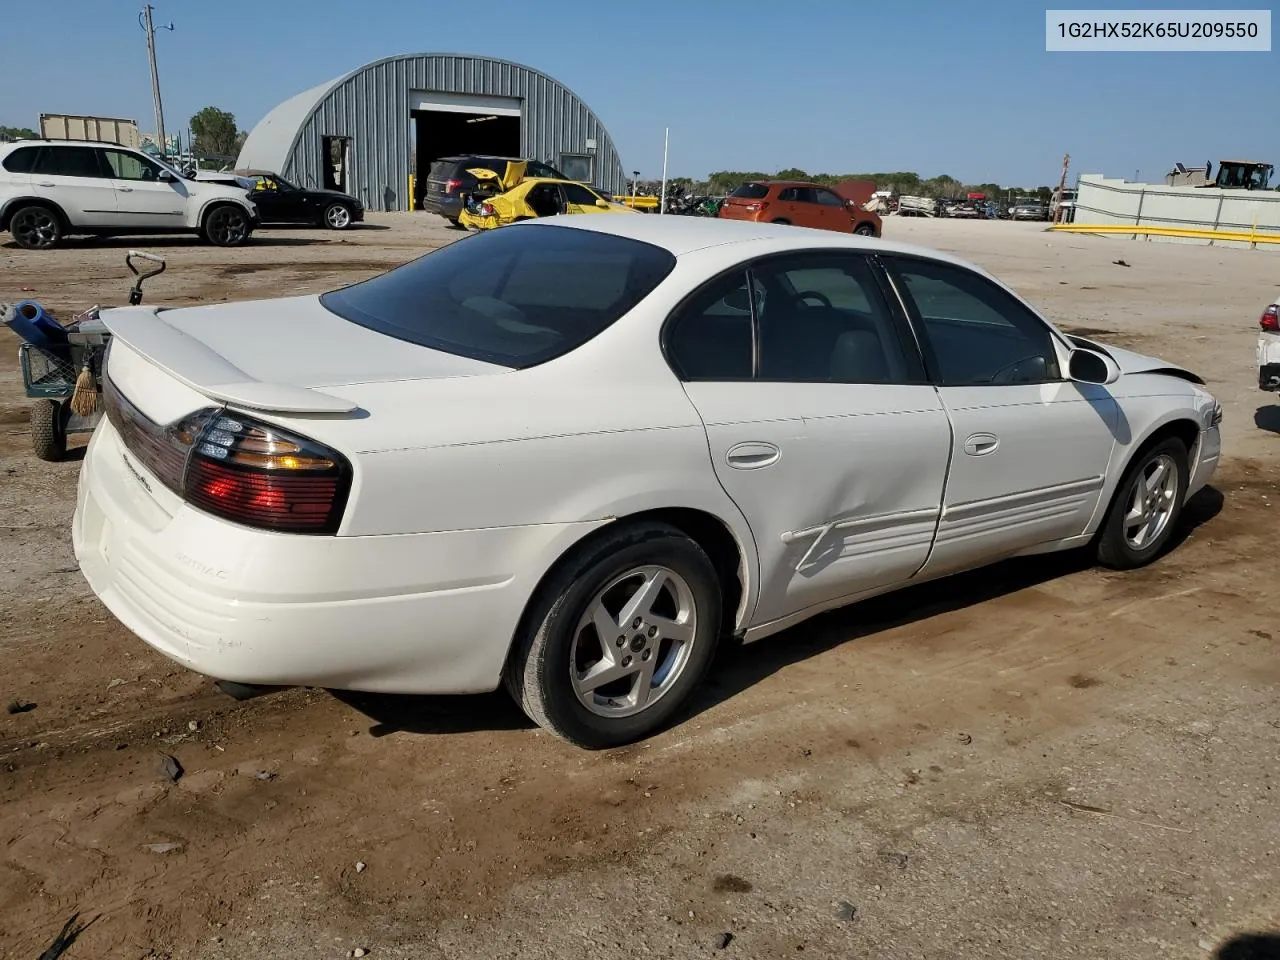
(718, 180, 882, 236)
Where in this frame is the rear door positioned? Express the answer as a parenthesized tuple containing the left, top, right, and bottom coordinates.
(100, 148, 185, 226)
(667, 251, 951, 628)
(31, 145, 117, 225)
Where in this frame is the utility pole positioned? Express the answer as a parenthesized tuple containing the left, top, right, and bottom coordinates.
(659, 127, 669, 215)
(139, 5, 174, 156)
(1052, 152, 1070, 224)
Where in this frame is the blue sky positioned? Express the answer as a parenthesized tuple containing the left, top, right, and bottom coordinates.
(2, 0, 1275, 187)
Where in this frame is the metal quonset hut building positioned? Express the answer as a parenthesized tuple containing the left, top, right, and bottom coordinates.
(236, 53, 626, 213)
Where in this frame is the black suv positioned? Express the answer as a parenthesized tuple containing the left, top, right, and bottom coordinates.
(422, 156, 567, 225)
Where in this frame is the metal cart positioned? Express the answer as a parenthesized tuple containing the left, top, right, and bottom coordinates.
(15, 251, 165, 461)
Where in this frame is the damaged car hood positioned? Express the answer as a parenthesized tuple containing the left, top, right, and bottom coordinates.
(1065, 334, 1205, 385)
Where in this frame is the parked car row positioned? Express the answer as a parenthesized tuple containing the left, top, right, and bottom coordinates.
(0, 138, 365, 249)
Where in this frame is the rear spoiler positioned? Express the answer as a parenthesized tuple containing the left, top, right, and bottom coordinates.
(103, 307, 358, 415)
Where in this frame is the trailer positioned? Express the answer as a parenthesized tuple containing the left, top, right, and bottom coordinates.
(38, 113, 142, 149)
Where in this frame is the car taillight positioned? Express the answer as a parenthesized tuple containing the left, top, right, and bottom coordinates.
(103, 371, 350, 535)
(479, 202, 495, 216)
(185, 413, 351, 534)
(745, 201, 768, 212)
(444, 178, 463, 193)
(1262, 304, 1279, 331)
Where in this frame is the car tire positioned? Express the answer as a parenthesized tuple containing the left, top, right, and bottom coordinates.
(10, 204, 63, 250)
(323, 203, 352, 230)
(30, 399, 68, 462)
(854, 222, 877, 237)
(504, 522, 723, 749)
(1095, 437, 1190, 570)
(202, 204, 252, 246)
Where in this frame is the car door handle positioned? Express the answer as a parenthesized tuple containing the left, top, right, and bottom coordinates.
(37, 181, 54, 187)
(963, 433, 1000, 456)
(726, 442, 780, 469)
(118, 186, 133, 192)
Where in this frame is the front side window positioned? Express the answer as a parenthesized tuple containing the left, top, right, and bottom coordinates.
(103, 149, 161, 182)
(815, 189, 845, 207)
(320, 224, 676, 369)
(562, 182, 602, 206)
(886, 256, 1061, 385)
(35, 146, 105, 179)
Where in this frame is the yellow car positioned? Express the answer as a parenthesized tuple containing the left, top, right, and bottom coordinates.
(458, 161, 637, 230)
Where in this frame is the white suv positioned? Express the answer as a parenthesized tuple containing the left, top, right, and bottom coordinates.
(0, 139, 259, 249)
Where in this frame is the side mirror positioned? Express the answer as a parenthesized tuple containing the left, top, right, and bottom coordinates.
(157, 169, 175, 183)
(1068, 347, 1121, 385)
(596, 198, 611, 209)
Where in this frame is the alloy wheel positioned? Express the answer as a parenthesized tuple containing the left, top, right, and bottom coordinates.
(13, 208, 58, 249)
(1123, 452, 1180, 550)
(569, 565, 698, 718)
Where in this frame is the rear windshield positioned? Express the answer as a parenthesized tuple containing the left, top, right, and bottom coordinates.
(320, 224, 677, 369)
(731, 183, 769, 199)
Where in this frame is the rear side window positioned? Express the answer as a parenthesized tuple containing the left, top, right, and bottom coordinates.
(320, 224, 677, 369)
(731, 183, 769, 199)
(2, 147, 39, 173)
(33, 146, 104, 178)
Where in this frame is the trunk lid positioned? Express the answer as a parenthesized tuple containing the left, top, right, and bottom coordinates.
(101, 296, 507, 417)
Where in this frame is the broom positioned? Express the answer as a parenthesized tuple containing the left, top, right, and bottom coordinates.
(69, 349, 98, 418)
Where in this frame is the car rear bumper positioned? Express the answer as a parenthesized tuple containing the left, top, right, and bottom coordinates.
(423, 195, 463, 221)
(72, 421, 602, 695)
(1259, 334, 1280, 390)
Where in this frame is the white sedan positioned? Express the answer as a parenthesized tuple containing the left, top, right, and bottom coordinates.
(73, 216, 1222, 748)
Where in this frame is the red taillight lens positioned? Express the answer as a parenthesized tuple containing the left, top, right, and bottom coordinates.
(104, 369, 351, 535)
(184, 413, 351, 534)
(1261, 305, 1279, 331)
(479, 202, 495, 216)
(444, 178, 463, 193)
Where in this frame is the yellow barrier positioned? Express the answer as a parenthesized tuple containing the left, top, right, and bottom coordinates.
(1051, 223, 1280, 246)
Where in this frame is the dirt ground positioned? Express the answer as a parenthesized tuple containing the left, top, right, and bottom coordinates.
(1, 215, 1278, 960)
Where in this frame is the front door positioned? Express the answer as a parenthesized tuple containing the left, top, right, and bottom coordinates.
(665, 252, 952, 628)
(100, 148, 185, 227)
(31, 145, 117, 226)
(882, 255, 1120, 578)
(250, 176, 310, 223)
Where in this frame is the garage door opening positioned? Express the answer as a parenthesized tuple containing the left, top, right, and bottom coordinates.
(409, 92, 523, 209)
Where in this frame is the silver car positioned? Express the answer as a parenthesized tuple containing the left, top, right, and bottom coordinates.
(1010, 201, 1049, 221)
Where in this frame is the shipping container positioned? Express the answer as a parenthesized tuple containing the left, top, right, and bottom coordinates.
(38, 114, 142, 148)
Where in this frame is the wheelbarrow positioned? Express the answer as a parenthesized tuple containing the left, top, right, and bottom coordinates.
(9, 251, 166, 461)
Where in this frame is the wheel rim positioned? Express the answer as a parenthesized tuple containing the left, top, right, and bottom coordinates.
(569, 565, 698, 719)
(209, 207, 247, 244)
(13, 209, 57, 248)
(1123, 453, 1180, 550)
(326, 205, 350, 228)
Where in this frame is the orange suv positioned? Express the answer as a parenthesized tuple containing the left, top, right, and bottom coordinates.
(718, 180, 882, 237)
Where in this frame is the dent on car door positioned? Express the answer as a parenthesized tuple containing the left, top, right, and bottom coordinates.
(883, 255, 1120, 577)
(666, 253, 951, 629)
